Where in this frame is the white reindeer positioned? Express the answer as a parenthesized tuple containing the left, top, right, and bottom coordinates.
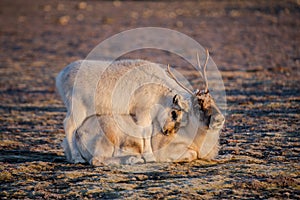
(56, 50, 225, 165)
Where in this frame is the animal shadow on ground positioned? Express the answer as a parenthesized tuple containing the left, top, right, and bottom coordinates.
(0, 150, 66, 164)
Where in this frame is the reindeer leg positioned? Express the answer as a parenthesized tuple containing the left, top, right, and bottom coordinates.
(132, 110, 156, 163)
(62, 114, 85, 163)
(142, 140, 156, 163)
(140, 125, 155, 163)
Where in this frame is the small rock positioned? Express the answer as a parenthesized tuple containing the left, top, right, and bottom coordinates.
(59, 15, 70, 25)
(78, 2, 87, 10)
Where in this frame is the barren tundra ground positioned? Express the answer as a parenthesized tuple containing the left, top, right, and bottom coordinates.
(0, 0, 299, 199)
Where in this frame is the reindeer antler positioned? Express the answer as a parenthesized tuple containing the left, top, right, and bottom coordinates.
(166, 49, 210, 96)
(166, 64, 194, 96)
(196, 49, 210, 94)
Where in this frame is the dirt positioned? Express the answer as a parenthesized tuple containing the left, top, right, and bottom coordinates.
(0, 0, 299, 199)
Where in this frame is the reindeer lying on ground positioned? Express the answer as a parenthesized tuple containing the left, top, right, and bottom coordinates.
(56, 50, 225, 165)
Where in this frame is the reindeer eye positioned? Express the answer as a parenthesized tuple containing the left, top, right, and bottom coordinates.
(171, 110, 178, 120)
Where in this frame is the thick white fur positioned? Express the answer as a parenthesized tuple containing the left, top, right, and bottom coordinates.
(56, 59, 224, 165)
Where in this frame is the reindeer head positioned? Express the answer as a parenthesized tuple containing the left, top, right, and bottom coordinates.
(165, 49, 223, 133)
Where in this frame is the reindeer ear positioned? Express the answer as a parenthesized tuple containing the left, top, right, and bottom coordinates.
(173, 94, 179, 105)
(172, 94, 189, 112)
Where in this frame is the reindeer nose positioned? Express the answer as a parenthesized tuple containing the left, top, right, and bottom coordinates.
(174, 122, 180, 131)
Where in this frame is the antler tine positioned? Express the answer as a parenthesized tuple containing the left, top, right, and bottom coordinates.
(203, 49, 209, 93)
(196, 52, 204, 79)
(196, 49, 210, 94)
(166, 64, 194, 96)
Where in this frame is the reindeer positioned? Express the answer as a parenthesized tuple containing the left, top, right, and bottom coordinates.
(56, 50, 225, 165)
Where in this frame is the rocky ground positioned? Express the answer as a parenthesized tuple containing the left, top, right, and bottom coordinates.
(0, 0, 299, 199)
